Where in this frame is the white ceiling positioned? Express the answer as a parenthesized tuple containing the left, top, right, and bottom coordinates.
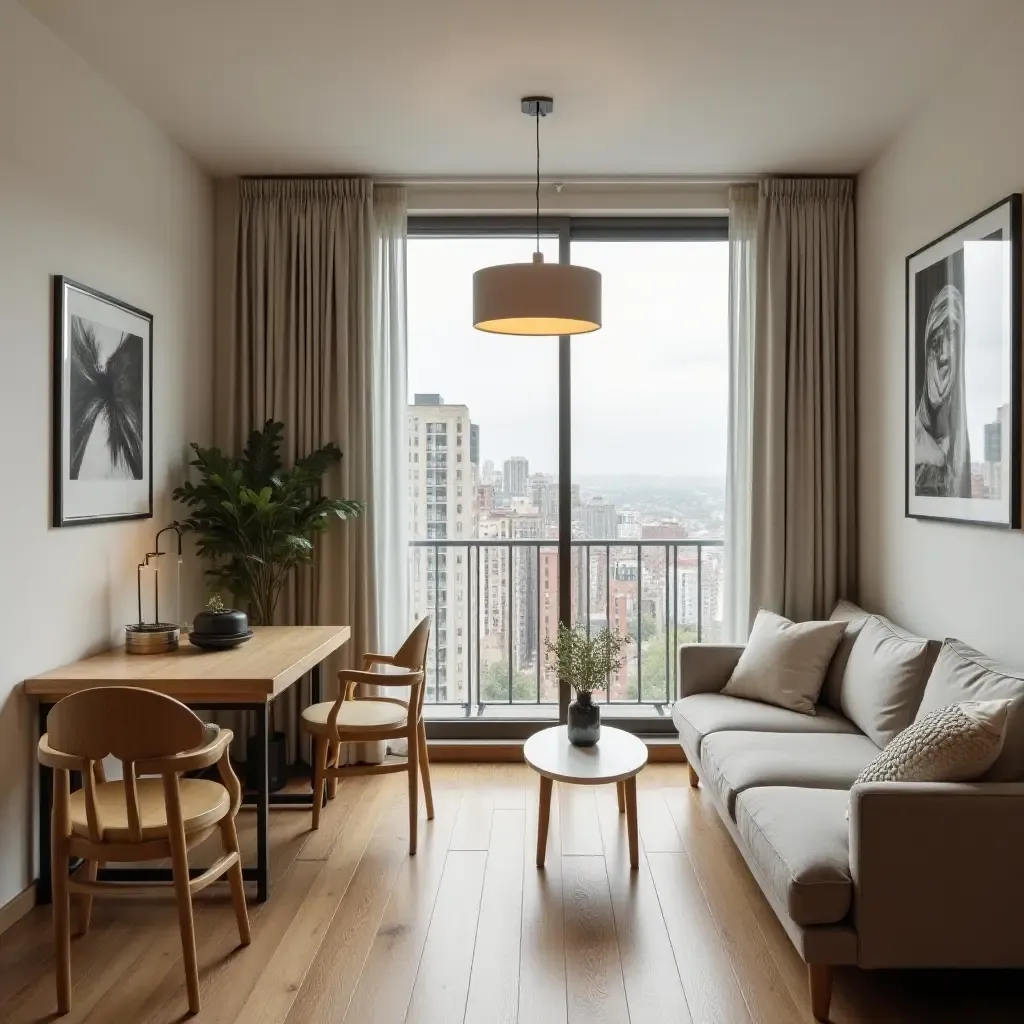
(21, 0, 1018, 178)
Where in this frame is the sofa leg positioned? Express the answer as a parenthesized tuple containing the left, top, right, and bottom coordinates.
(808, 963, 832, 1022)
(686, 762, 699, 788)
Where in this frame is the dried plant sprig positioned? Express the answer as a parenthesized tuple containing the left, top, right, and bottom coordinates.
(544, 623, 632, 696)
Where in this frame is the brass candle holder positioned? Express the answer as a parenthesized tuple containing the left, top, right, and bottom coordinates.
(125, 524, 184, 654)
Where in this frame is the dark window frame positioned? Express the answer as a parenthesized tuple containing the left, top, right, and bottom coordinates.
(409, 214, 728, 740)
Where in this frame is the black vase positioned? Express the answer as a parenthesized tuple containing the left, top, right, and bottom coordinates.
(567, 692, 601, 746)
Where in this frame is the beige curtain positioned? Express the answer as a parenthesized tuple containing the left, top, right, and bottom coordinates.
(214, 177, 400, 764)
(745, 178, 857, 627)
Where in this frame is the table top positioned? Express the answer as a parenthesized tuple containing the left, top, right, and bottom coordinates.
(523, 725, 648, 785)
(23, 625, 350, 704)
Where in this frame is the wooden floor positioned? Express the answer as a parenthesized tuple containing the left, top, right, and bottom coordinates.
(2, 764, 1021, 1024)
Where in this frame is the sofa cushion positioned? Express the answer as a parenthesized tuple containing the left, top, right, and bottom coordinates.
(722, 610, 846, 715)
(672, 693, 859, 760)
(821, 599, 872, 711)
(700, 730, 881, 815)
(736, 787, 852, 926)
(839, 616, 937, 748)
(821, 600, 932, 713)
(916, 640, 1024, 781)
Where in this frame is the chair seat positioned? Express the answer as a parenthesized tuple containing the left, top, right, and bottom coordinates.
(302, 699, 408, 734)
(69, 778, 229, 842)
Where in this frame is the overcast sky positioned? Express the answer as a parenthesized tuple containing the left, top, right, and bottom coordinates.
(407, 236, 728, 478)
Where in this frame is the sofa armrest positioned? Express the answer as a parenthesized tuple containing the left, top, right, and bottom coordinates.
(850, 781, 1024, 968)
(677, 643, 745, 698)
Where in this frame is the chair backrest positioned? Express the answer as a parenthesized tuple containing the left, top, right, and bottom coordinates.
(394, 618, 431, 716)
(394, 616, 431, 674)
(47, 687, 207, 762)
(45, 687, 207, 843)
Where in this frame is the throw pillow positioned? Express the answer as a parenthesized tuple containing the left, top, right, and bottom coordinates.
(855, 699, 1011, 785)
(723, 609, 846, 715)
(916, 640, 1024, 781)
(820, 599, 872, 711)
(839, 615, 937, 748)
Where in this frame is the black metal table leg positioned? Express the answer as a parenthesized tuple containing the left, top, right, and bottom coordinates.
(36, 701, 53, 905)
(310, 663, 326, 803)
(254, 702, 270, 903)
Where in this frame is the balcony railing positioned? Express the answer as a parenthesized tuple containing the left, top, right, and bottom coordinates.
(409, 538, 724, 716)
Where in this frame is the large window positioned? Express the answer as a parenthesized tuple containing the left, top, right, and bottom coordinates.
(407, 218, 728, 732)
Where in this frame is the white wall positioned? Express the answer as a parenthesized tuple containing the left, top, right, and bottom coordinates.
(858, 8, 1024, 663)
(0, 0, 213, 906)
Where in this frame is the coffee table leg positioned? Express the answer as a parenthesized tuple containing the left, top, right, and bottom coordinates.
(536, 776, 553, 868)
(624, 776, 639, 870)
(616, 780, 625, 814)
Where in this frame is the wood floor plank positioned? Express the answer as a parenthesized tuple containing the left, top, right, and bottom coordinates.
(341, 793, 462, 1024)
(634, 786, 686, 852)
(519, 785, 568, 1024)
(562, 854, 630, 1024)
(656, 787, 799, 1024)
(595, 789, 693, 1024)
(283, 803, 412, 1024)
(558, 785, 603, 856)
(647, 849, 755, 1024)
(295, 776, 371, 861)
(464, 808, 526, 1024)
(404, 850, 487, 1024)
(449, 786, 496, 850)
(491, 764, 528, 809)
(2, 902, 154, 1024)
(138, 862, 324, 1024)
(232, 774, 403, 1024)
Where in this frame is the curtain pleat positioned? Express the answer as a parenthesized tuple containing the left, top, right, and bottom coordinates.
(214, 178, 407, 765)
(731, 178, 857, 635)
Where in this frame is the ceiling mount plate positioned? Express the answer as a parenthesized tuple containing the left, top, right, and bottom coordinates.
(521, 96, 554, 117)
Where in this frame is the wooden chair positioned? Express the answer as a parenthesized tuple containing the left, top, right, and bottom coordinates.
(301, 617, 433, 853)
(37, 686, 251, 1016)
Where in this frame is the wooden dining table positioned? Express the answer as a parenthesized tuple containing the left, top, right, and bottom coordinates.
(24, 624, 350, 904)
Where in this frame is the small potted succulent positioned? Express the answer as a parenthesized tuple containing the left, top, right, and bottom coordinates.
(544, 624, 632, 746)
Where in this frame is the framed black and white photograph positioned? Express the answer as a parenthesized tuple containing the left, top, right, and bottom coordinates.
(906, 194, 1022, 528)
(52, 276, 153, 527)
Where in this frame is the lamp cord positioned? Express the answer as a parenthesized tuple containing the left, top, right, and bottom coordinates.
(535, 107, 541, 253)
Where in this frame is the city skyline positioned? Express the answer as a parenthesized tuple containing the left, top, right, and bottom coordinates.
(407, 395, 725, 708)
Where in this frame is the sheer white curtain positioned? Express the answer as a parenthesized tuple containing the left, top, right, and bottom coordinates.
(371, 186, 409, 653)
(724, 185, 758, 642)
(368, 186, 411, 760)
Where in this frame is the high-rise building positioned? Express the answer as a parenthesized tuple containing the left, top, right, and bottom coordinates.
(503, 456, 529, 498)
(583, 497, 618, 540)
(479, 508, 541, 676)
(617, 509, 642, 540)
(407, 395, 476, 703)
(529, 473, 559, 536)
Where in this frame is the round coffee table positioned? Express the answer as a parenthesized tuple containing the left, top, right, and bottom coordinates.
(523, 725, 648, 870)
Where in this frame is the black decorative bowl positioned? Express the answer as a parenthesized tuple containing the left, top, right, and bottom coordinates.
(192, 607, 249, 637)
(188, 630, 254, 651)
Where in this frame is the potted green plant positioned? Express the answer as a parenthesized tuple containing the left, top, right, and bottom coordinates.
(173, 420, 365, 625)
(544, 623, 632, 746)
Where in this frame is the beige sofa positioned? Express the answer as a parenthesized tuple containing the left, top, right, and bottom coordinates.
(673, 600, 1024, 1021)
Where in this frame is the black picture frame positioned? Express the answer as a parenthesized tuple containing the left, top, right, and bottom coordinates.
(52, 276, 154, 527)
(905, 194, 1022, 529)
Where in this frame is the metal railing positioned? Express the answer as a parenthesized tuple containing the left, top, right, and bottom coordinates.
(408, 538, 724, 715)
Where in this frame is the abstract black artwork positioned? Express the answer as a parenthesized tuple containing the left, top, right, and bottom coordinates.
(53, 277, 152, 526)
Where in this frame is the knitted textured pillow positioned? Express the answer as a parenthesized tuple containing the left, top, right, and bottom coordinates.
(855, 700, 1011, 785)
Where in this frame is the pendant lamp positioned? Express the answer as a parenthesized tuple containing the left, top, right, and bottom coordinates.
(473, 97, 602, 336)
